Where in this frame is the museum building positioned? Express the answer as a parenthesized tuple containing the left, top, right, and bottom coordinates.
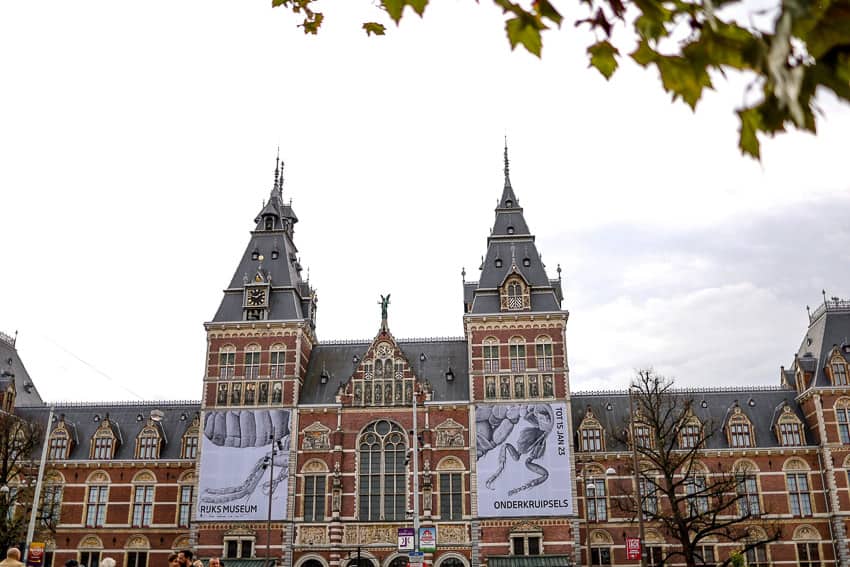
(4, 151, 850, 567)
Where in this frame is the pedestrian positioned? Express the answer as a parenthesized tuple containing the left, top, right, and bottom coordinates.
(177, 550, 194, 567)
(168, 553, 179, 567)
(0, 548, 24, 567)
(209, 559, 225, 567)
(64, 560, 79, 567)
(100, 558, 116, 567)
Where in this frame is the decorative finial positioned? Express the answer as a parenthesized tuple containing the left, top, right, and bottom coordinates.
(557, 263, 562, 281)
(461, 267, 466, 283)
(274, 147, 280, 191)
(823, 289, 828, 303)
(504, 136, 510, 180)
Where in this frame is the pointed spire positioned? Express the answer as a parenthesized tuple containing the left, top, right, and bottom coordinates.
(504, 136, 510, 186)
(499, 139, 518, 208)
(273, 147, 280, 192)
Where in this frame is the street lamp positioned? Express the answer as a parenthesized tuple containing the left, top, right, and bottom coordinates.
(261, 427, 277, 567)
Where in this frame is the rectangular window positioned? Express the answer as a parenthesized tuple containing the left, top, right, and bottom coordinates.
(85, 486, 108, 528)
(590, 548, 611, 566)
(483, 343, 500, 372)
(736, 474, 760, 517)
(225, 541, 239, 559)
(439, 473, 463, 520)
(586, 479, 607, 521)
(730, 422, 752, 447)
(527, 537, 540, 556)
(245, 351, 260, 379)
(138, 436, 158, 459)
(837, 406, 850, 444)
(48, 436, 67, 459)
(535, 343, 553, 370)
(485, 376, 497, 399)
(833, 362, 849, 385)
(581, 428, 602, 452)
(79, 552, 101, 567)
(679, 424, 700, 449)
(43, 552, 53, 567)
(634, 425, 652, 449)
(787, 472, 813, 516)
(244, 382, 257, 405)
(39, 485, 63, 527)
(686, 475, 709, 516)
(696, 545, 715, 565)
(93, 437, 113, 459)
(646, 546, 663, 567)
(126, 552, 147, 567)
(512, 537, 524, 556)
(797, 542, 820, 567)
(780, 422, 803, 446)
(183, 435, 198, 459)
(132, 485, 154, 527)
(270, 350, 284, 379)
(303, 475, 326, 522)
(240, 540, 253, 559)
(639, 477, 658, 518)
(509, 344, 526, 372)
(511, 534, 542, 556)
(230, 382, 242, 405)
(272, 382, 282, 404)
(178, 485, 194, 527)
(746, 545, 768, 567)
(219, 351, 235, 379)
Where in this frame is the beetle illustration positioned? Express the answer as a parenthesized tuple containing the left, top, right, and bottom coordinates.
(476, 403, 555, 495)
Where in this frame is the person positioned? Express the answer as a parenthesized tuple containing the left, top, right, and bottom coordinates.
(100, 559, 116, 567)
(167, 554, 179, 567)
(209, 559, 224, 567)
(64, 561, 79, 567)
(177, 551, 194, 567)
(0, 548, 23, 567)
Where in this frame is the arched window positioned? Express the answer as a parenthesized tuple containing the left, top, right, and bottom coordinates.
(84, 472, 110, 528)
(270, 344, 285, 380)
(301, 460, 328, 522)
(785, 458, 812, 517)
(244, 344, 261, 380)
(678, 415, 703, 449)
(775, 405, 804, 446)
(48, 419, 73, 460)
(726, 406, 755, 448)
(793, 525, 821, 567)
(219, 345, 236, 379)
(39, 472, 64, 529)
(578, 407, 604, 452)
(436, 457, 464, 520)
(733, 460, 761, 518)
(509, 338, 526, 373)
(131, 471, 156, 528)
(136, 423, 161, 460)
(685, 463, 709, 515)
(358, 421, 406, 521)
(181, 415, 200, 459)
(483, 338, 500, 373)
(836, 399, 850, 444)
(535, 336, 553, 371)
(437, 560, 465, 567)
(500, 275, 530, 311)
(90, 418, 118, 460)
(831, 352, 849, 386)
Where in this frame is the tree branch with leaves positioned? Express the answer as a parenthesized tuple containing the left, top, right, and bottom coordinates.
(272, 0, 850, 159)
(612, 370, 780, 567)
(0, 411, 44, 554)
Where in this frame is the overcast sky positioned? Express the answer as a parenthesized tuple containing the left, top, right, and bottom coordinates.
(2, 1, 848, 402)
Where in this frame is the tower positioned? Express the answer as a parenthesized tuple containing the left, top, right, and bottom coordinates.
(196, 156, 317, 564)
(464, 144, 573, 565)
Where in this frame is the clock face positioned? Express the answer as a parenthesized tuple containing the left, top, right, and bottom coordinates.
(247, 288, 266, 306)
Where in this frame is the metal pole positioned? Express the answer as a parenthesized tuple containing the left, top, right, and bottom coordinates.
(266, 426, 275, 567)
(412, 389, 420, 555)
(585, 481, 593, 567)
(24, 405, 54, 562)
(628, 388, 646, 567)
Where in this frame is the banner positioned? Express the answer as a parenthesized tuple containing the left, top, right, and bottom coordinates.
(419, 527, 437, 552)
(197, 409, 291, 521)
(26, 543, 44, 567)
(475, 402, 573, 517)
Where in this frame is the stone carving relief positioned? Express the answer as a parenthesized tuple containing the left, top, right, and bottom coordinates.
(435, 419, 465, 448)
(126, 535, 150, 549)
(344, 525, 395, 545)
(298, 526, 328, 545)
(302, 422, 331, 450)
(438, 524, 467, 544)
(79, 536, 103, 549)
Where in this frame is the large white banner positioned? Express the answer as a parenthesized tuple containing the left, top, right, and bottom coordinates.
(475, 402, 573, 517)
(197, 409, 291, 521)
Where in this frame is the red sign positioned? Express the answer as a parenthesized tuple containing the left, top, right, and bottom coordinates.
(626, 537, 641, 560)
(27, 543, 45, 567)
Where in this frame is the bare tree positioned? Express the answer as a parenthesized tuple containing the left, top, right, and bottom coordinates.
(613, 370, 780, 567)
(0, 410, 43, 554)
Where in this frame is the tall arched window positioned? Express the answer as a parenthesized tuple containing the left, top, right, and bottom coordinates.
(244, 344, 261, 379)
(483, 338, 500, 373)
(358, 421, 406, 521)
(509, 338, 526, 373)
(270, 344, 285, 380)
(836, 399, 850, 444)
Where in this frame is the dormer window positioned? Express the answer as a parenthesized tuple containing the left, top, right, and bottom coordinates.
(579, 407, 604, 452)
(507, 226, 515, 234)
(271, 249, 279, 260)
(501, 275, 530, 311)
(91, 424, 116, 460)
(136, 423, 161, 460)
(251, 249, 260, 261)
(678, 416, 702, 449)
(48, 428, 71, 460)
(495, 259, 503, 268)
(775, 405, 804, 446)
(264, 216, 274, 230)
(633, 424, 652, 449)
(831, 354, 849, 386)
(505, 199, 513, 208)
(181, 415, 200, 459)
(523, 257, 531, 267)
(727, 408, 755, 448)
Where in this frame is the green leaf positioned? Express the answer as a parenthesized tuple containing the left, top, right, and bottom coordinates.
(634, 14, 667, 41)
(655, 56, 712, 109)
(383, 0, 405, 23)
(535, 0, 563, 26)
(363, 22, 387, 36)
(737, 107, 763, 159)
(506, 16, 544, 56)
(631, 40, 658, 67)
(587, 40, 620, 79)
(301, 12, 324, 34)
(408, 0, 428, 17)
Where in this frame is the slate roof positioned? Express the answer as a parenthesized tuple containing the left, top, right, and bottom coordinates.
(16, 401, 201, 461)
(796, 297, 850, 388)
(0, 332, 44, 407)
(571, 386, 813, 452)
(300, 338, 470, 404)
(466, 147, 563, 315)
(212, 160, 315, 324)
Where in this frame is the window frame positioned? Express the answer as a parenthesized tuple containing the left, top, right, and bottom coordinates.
(787, 472, 813, 516)
(131, 484, 155, 528)
(439, 471, 463, 521)
(303, 474, 327, 522)
(85, 485, 108, 528)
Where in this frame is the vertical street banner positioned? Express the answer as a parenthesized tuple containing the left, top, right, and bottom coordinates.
(197, 408, 291, 521)
(475, 402, 573, 517)
(26, 543, 45, 567)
